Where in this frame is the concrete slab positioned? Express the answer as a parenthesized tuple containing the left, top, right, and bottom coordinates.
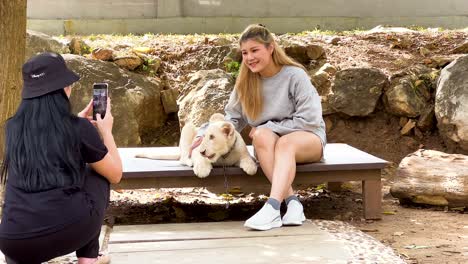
(109, 220, 407, 264)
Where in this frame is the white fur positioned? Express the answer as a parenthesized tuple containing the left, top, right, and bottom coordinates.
(136, 113, 257, 178)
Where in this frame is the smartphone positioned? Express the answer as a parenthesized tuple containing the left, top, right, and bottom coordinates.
(92, 83, 108, 120)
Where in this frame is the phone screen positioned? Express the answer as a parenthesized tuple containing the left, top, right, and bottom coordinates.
(92, 83, 108, 120)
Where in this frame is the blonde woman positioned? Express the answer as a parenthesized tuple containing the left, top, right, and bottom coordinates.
(227, 24, 326, 231)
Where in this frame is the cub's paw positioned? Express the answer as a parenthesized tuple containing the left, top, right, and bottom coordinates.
(240, 158, 257, 175)
(193, 162, 212, 178)
(179, 157, 193, 167)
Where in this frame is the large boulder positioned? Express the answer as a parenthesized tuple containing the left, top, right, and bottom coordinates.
(435, 55, 468, 151)
(383, 65, 435, 118)
(25, 30, 69, 60)
(64, 54, 166, 146)
(329, 68, 388, 116)
(390, 149, 468, 207)
(177, 69, 234, 127)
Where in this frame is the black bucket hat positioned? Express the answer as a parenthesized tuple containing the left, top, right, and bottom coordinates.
(22, 52, 80, 99)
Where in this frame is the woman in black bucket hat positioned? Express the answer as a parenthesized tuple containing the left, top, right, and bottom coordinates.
(0, 52, 122, 264)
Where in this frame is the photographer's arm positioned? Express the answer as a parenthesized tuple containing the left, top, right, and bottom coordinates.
(89, 98, 123, 184)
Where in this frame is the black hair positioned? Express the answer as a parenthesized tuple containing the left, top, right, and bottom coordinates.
(1, 89, 82, 192)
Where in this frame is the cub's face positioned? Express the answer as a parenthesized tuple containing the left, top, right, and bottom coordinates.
(198, 121, 235, 162)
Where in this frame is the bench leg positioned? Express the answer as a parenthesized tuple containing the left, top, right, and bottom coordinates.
(362, 178, 382, 220)
(327, 181, 343, 192)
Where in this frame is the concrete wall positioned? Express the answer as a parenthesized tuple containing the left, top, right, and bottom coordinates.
(27, 0, 468, 35)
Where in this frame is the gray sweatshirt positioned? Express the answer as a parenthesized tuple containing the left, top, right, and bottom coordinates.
(198, 65, 326, 146)
(225, 65, 326, 146)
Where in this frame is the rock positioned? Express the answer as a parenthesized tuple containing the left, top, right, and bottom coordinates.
(384, 66, 433, 117)
(178, 69, 234, 127)
(400, 120, 416, 136)
(390, 149, 468, 207)
(451, 41, 468, 54)
(329, 68, 388, 116)
(147, 56, 162, 73)
(92, 48, 114, 61)
(417, 105, 435, 132)
(414, 127, 424, 139)
(69, 37, 91, 55)
(311, 69, 331, 96)
(399, 117, 409, 128)
(114, 55, 143, 70)
(25, 30, 69, 60)
(365, 25, 417, 34)
(328, 37, 341, 45)
(224, 46, 242, 63)
(321, 96, 337, 115)
(412, 195, 448, 206)
(419, 47, 431, 57)
(284, 42, 326, 64)
(161, 88, 179, 114)
(210, 37, 232, 46)
(324, 117, 333, 133)
(435, 55, 468, 151)
(320, 63, 337, 76)
(425, 56, 455, 68)
(64, 54, 166, 146)
(202, 46, 231, 69)
(132, 47, 153, 54)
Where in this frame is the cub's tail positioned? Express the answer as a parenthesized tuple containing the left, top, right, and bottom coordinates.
(134, 153, 180, 160)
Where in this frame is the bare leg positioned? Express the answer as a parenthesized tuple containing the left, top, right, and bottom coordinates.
(244, 131, 322, 230)
(252, 128, 296, 196)
(269, 131, 322, 202)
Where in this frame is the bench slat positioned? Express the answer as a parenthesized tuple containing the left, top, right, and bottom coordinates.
(118, 143, 388, 178)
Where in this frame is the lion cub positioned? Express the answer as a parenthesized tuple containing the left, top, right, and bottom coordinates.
(136, 113, 257, 178)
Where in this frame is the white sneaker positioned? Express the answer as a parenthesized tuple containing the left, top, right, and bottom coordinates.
(282, 199, 306, 226)
(244, 203, 282, 231)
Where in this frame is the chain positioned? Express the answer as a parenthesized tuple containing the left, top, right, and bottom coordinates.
(223, 164, 230, 209)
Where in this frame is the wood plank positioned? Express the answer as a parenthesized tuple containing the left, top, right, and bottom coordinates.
(109, 235, 350, 264)
(113, 169, 381, 190)
(363, 178, 382, 220)
(108, 221, 351, 264)
(109, 221, 325, 243)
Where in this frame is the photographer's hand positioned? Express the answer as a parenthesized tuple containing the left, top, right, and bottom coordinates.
(96, 98, 114, 135)
(78, 99, 94, 123)
(94, 98, 122, 183)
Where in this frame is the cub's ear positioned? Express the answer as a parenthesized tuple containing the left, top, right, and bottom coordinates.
(221, 122, 235, 137)
(209, 113, 225, 122)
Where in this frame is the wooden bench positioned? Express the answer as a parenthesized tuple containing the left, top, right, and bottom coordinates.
(115, 143, 388, 220)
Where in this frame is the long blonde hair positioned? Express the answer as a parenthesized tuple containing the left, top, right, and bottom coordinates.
(235, 24, 304, 120)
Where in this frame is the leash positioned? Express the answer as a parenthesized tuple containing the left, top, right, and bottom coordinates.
(223, 164, 231, 209)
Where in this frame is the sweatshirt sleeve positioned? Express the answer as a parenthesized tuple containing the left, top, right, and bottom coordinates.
(260, 70, 323, 131)
(224, 90, 248, 132)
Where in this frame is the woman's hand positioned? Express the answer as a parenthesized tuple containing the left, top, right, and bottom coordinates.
(77, 99, 94, 122)
(249, 127, 257, 139)
(96, 98, 114, 136)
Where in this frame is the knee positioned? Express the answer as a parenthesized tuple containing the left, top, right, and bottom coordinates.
(252, 127, 276, 149)
(275, 137, 295, 153)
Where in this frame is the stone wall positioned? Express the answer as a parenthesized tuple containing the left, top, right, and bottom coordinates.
(27, 0, 468, 35)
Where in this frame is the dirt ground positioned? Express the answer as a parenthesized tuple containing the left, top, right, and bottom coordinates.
(107, 166, 467, 264)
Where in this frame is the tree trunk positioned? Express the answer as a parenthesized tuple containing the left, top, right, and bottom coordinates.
(0, 0, 27, 159)
(0, 0, 27, 215)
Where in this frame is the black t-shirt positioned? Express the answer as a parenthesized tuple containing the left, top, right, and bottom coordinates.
(0, 118, 108, 239)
